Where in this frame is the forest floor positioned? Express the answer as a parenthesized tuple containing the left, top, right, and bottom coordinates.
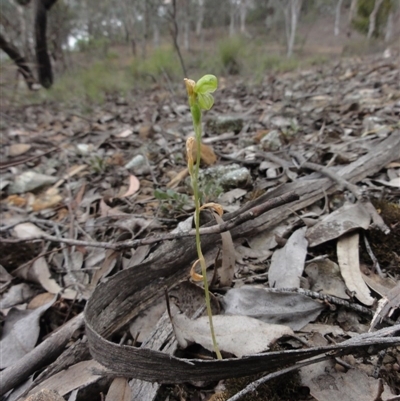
(1, 49, 400, 401)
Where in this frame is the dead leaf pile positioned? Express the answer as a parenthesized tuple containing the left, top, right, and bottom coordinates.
(1, 53, 400, 401)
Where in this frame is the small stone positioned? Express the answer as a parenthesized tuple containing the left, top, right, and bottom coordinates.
(260, 130, 284, 151)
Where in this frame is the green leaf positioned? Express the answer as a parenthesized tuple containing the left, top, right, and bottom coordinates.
(195, 74, 218, 95)
(197, 92, 214, 110)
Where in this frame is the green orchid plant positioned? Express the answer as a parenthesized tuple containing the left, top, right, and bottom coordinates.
(184, 74, 222, 359)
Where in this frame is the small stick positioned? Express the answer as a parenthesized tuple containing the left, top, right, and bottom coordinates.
(1, 192, 298, 250)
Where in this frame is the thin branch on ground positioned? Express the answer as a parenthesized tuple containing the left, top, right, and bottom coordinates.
(1, 192, 299, 250)
(289, 151, 390, 234)
(225, 355, 331, 401)
(265, 287, 396, 326)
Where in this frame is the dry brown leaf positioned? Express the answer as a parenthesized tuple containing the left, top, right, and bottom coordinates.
(25, 360, 103, 397)
(105, 377, 131, 401)
(120, 174, 140, 198)
(213, 213, 235, 287)
(12, 223, 47, 239)
(166, 167, 189, 188)
(8, 143, 31, 156)
(189, 142, 217, 166)
(25, 389, 64, 401)
(32, 188, 62, 212)
(30, 257, 77, 300)
(337, 233, 374, 306)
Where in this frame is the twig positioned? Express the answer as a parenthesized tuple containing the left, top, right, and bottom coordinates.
(363, 233, 384, 277)
(1, 192, 298, 250)
(289, 151, 390, 234)
(0, 313, 84, 397)
(0, 147, 58, 169)
(225, 355, 330, 401)
(264, 287, 396, 326)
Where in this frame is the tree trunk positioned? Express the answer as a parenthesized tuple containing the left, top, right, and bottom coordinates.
(347, 0, 358, 36)
(183, 0, 190, 51)
(195, 0, 204, 37)
(229, 2, 236, 37)
(384, 10, 393, 42)
(239, 0, 248, 35)
(168, 0, 187, 77)
(367, 0, 384, 39)
(35, 0, 58, 88)
(287, 0, 302, 58)
(0, 32, 37, 89)
(334, 0, 344, 36)
(153, 21, 160, 48)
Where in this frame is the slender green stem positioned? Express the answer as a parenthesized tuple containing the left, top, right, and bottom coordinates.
(189, 117, 222, 360)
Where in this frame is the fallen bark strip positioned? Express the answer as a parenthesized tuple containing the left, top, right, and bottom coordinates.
(84, 131, 400, 384)
(0, 313, 84, 397)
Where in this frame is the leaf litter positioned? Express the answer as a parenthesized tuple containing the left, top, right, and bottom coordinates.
(1, 53, 400, 400)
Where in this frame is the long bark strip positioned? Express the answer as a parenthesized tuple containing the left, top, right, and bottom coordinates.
(85, 132, 400, 383)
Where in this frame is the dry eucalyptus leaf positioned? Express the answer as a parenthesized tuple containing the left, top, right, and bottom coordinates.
(0, 283, 37, 309)
(0, 264, 14, 284)
(300, 323, 345, 337)
(30, 257, 77, 300)
(8, 143, 31, 157)
(12, 223, 47, 239)
(214, 212, 235, 287)
(25, 360, 104, 397)
(25, 389, 64, 401)
(301, 366, 393, 401)
(306, 202, 370, 247)
(120, 174, 140, 198)
(362, 272, 397, 298)
(373, 177, 400, 188)
(222, 286, 324, 330)
(337, 233, 374, 306)
(268, 227, 308, 288)
(105, 378, 131, 401)
(0, 296, 55, 368)
(305, 259, 349, 299)
(172, 312, 293, 357)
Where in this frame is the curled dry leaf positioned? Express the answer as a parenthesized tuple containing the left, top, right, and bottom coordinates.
(120, 174, 140, 198)
(337, 232, 374, 306)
